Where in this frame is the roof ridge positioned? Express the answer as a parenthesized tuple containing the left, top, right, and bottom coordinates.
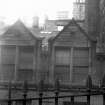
(72, 18, 96, 42)
(51, 18, 96, 42)
(2, 20, 39, 40)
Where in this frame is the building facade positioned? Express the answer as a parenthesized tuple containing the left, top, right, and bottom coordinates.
(0, 20, 42, 83)
(0, 18, 102, 105)
(0, 0, 104, 105)
(49, 19, 101, 85)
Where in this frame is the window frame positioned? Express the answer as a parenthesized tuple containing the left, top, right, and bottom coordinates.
(54, 46, 90, 83)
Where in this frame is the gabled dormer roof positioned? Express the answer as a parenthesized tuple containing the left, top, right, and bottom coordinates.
(0, 20, 39, 45)
(51, 18, 96, 42)
(4, 20, 37, 38)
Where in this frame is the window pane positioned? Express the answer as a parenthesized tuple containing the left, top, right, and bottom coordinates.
(0, 64, 15, 81)
(38, 71, 49, 81)
(73, 67, 88, 84)
(73, 48, 89, 84)
(19, 46, 34, 69)
(17, 69, 33, 81)
(0, 45, 16, 64)
(55, 48, 70, 65)
(73, 48, 89, 66)
(73, 67, 89, 74)
(54, 66, 70, 82)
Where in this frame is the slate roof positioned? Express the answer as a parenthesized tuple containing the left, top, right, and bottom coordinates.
(50, 18, 96, 42)
(0, 20, 38, 40)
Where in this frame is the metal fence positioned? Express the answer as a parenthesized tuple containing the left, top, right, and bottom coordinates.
(0, 75, 105, 105)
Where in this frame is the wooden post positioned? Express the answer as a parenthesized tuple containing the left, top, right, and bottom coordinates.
(103, 93, 105, 105)
(8, 81, 11, 105)
(39, 92, 43, 105)
(50, 46, 55, 83)
(86, 75, 92, 89)
(70, 47, 73, 82)
(23, 93, 27, 105)
(71, 96, 74, 104)
(101, 74, 105, 105)
(33, 45, 36, 81)
(15, 45, 19, 81)
(54, 79, 60, 105)
(36, 41, 42, 82)
(23, 81, 28, 105)
(38, 80, 44, 105)
(86, 75, 92, 105)
(87, 95, 90, 105)
(55, 92, 59, 105)
(89, 47, 92, 74)
(101, 74, 105, 88)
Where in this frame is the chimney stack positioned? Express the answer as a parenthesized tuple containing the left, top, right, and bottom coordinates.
(33, 16, 39, 28)
(85, 0, 100, 37)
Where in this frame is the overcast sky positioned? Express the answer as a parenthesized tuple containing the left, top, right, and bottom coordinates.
(0, 0, 75, 25)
